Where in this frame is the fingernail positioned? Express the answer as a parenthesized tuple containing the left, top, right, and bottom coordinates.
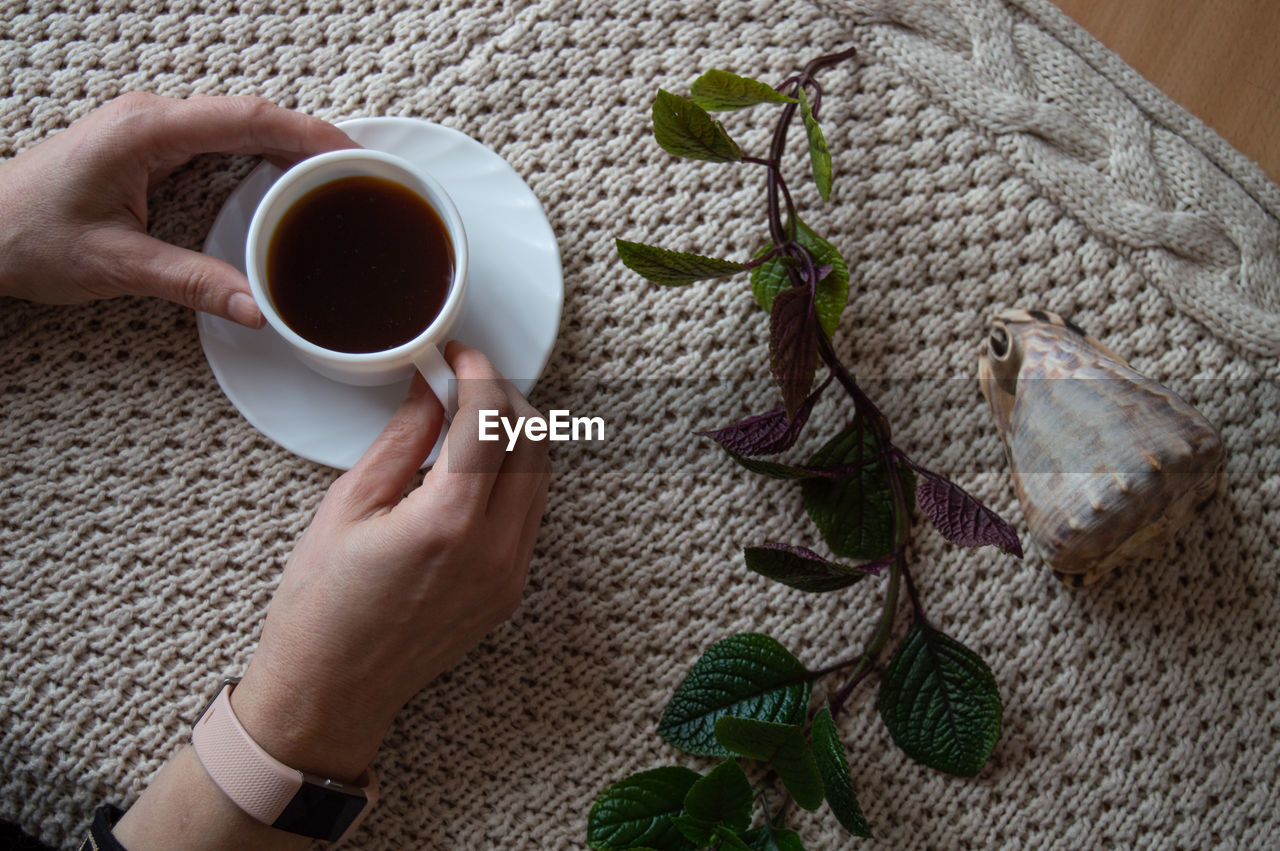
(229, 292, 264, 328)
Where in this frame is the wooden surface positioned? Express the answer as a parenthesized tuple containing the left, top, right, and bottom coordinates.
(1052, 0, 1280, 182)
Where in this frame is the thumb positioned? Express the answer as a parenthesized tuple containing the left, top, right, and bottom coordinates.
(112, 229, 264, 327)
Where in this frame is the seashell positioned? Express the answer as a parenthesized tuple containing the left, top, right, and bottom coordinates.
(978, 309, 1225, 586)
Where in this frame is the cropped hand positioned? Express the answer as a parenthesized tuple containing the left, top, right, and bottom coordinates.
(112, 342, 551, 848)
(230, 342, 553, 782)
(0, 92, 356, 326)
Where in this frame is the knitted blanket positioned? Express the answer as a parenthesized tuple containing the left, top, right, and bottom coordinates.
(2, 0, 1277, 848)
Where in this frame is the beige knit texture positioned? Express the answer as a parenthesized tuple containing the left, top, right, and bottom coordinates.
(2, 0, 1278, 849)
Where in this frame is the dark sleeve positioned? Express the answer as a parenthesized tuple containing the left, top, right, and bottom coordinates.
(0, 817, 57, 850)
(77, 806, 128, 851)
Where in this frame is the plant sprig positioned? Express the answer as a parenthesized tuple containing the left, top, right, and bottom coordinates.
(590, 51, 1022, 850)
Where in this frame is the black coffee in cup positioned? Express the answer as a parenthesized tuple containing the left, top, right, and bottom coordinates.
(266, 175, 455, 353)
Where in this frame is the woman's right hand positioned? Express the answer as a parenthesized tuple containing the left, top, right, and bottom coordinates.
(230, 341, 552, 783)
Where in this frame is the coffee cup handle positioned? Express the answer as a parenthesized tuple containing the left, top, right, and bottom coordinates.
(412, 345, 458, 421)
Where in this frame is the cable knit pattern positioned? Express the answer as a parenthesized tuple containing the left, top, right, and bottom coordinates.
(815, 0, 1280, 358)
(2, 1, 1278, 849)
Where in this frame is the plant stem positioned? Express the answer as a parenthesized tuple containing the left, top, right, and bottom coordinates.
(900, 557, 928, 622)
(771, 796, 791, 834)
(764, 47, 857, 250)
(814, 332, 888, 437)
(756, 43, 920, 727)
(828, 553, 902, 717)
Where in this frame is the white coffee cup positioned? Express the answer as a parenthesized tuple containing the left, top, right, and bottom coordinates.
(246, 148, 468, 416)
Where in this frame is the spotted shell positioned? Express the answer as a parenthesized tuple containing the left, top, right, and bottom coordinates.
(978, 309, 1225, 586)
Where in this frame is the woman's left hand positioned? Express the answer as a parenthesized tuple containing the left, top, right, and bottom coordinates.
(0, 92, 356, 326)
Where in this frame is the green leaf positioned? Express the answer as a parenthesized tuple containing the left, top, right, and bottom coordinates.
(811, 706, 872, 837)
(690, 69, 796, 111)
(749, 243, 790, 314)
(674, 819, 753, 850)
(652, 89, 742, 163)
(797, 88, 832, 200)
(672, 814, 715, 847)
(659, 633, 812, 757)
(683, 759, 753, 834)
(617, 239, 747, 286)
(714, 826, 755, 851)
(800, 418, 904, 560)
(742, 824, 807, 851)
(878, 620, 1003, 777)
(750, 221, 849, 339)
(675, 816, 755, 851)
(713, 717, 824, 811)
(742, 544, 884, 593)
(588, 766, 702, 850)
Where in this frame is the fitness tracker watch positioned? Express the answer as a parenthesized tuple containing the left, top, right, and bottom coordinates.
(191, 678, 378, 844)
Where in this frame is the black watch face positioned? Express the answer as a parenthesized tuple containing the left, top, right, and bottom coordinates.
(272, 780, 367, 842)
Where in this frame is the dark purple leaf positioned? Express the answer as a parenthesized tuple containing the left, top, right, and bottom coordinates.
(733, 457, 827, 480)
(700, 409, 788, 456)
(769, 286, 818, 417)
(698, 375, 831, 456)
(914, 471, 1023, 557)
(744, 543, 888, 593)
(729, 454, 881, 481)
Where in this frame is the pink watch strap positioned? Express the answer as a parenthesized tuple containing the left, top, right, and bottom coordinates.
(190, 680, 377, 843)
(191, 682, 303, 823)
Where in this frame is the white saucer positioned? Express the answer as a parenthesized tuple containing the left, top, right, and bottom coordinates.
(198, 117, 563, 469)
